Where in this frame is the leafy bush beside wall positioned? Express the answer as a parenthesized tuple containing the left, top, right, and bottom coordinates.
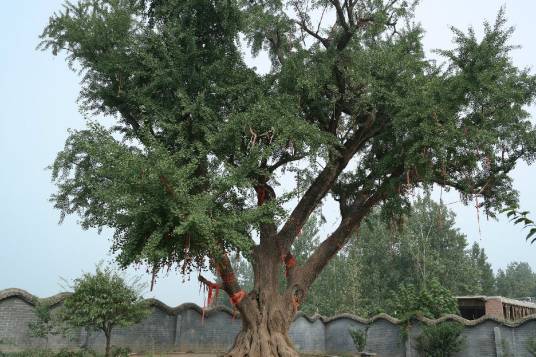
(349, 327, 368, 352)
(416, 321, 465, 357)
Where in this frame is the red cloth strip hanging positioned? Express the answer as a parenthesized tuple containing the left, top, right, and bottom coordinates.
(198, 275, 222, 324)
(207, 281, 221, 307)
(283, 253, 297, 277)
(230, 290, 247, 305)
(229, 290, 247, 320)
(292, 295, 300, 313)
(254, 185, 266, 206)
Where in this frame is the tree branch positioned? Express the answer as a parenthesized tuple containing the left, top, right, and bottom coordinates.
(296, 166, 405, 290)
(118, 108, 140, 133)
(267, 30, 286, 65)
(277, 119, 382, 254)
(268, 153, 306, 172)
(214, 253, 243, 296)
(294, 20, 332, 48)
(331, 0, 350, 33)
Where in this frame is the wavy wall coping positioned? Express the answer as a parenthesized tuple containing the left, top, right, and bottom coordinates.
(2, 288, 536, 328)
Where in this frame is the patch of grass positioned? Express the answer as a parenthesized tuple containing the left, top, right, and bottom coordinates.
(0, 349, 98, 357)
(0, 346, 137, 357)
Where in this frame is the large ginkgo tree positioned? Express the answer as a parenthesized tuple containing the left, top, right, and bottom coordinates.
(41, 0, 536, 355)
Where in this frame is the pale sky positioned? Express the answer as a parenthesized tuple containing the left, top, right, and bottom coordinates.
(0, 0, 535, 306)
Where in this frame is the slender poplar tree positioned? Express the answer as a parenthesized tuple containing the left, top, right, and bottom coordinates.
(41, 0, 536, 355)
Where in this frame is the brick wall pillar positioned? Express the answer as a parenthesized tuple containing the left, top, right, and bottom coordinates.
(485, 298, 504, 319)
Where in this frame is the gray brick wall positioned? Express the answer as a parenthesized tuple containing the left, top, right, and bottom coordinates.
(289, 315, 325, 353)
(1, 289, 536, 356)
(0, 296, 76, 350)
(0, 297, 36, 346)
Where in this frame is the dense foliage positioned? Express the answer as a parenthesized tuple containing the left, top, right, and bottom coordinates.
(60, 267, 149, 357)
(350, 195, 496, 315)
(41, 0, 536, 279)
(387, 278, 459, 320)
(415, 322, 465, 357)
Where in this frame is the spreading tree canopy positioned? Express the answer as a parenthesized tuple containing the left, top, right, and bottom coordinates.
(41, 0, 536, 355)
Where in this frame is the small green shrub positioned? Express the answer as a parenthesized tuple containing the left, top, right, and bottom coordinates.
(111, 347, 130, 357)
(527, 335, 536, 357)
(416, 322, 465, 357)
(349, 327, 368, 352)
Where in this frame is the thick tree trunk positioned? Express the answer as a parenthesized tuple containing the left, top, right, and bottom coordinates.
(222, 183, 304, 357)
(104, 330, 112, 357)
(226, 224, 301, 357)
(226, 292, 298, 357)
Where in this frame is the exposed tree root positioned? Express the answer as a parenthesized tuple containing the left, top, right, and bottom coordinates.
(226, 327, 299, 357)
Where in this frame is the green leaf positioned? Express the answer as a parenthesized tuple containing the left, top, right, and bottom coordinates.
(526, 228, 536, 242)
(506, 210, 516, 218)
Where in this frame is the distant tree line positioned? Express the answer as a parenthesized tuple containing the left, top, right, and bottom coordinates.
(227, 195, 536, 317)
(496, 262, 536, 299)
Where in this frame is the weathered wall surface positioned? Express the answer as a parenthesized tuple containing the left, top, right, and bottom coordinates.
(1, 288, 536, 356)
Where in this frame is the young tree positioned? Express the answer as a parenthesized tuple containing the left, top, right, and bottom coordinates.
(60, 266, 149, 357)
(28, 300, 59, 348)
(41, 0, 536, 355)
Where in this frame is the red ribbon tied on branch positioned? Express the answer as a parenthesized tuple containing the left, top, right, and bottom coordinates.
(198, 275, 222, 323)
(254, 185, 267, 206)
(206, 281, 221, 307)
(229, 290, 247, 320)
(283, 253, 297, 277)
(230, 290, 247, 306)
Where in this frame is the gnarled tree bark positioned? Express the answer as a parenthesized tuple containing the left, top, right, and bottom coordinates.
(226, 291, 298, 357)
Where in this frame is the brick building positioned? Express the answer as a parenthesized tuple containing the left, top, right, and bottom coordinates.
(457, 295, 536, 320)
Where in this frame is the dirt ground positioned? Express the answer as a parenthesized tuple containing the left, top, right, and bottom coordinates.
(128, 354, 218, 357)
(131, 354, 219, 357)
(130, 354, 220, 357)
(130, 352, 330, 357)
